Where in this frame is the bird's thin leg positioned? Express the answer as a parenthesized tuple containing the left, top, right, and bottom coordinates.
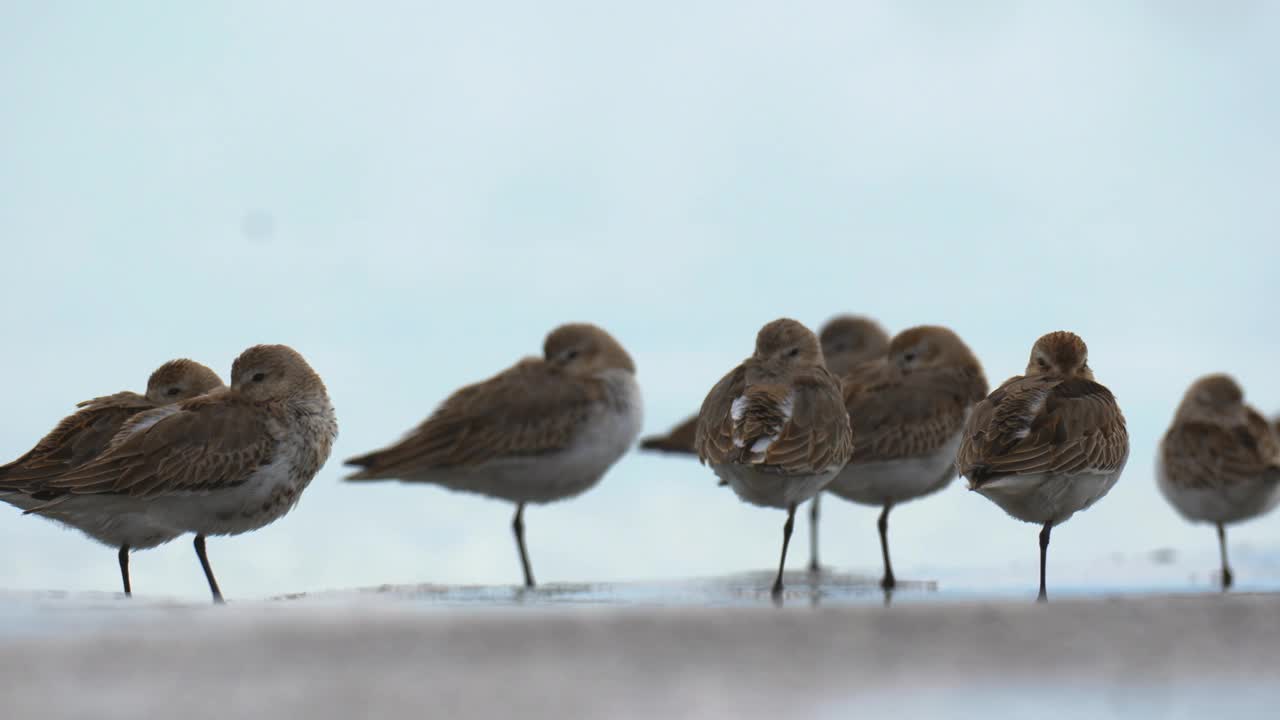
(1037, 522, 1052, 603)
(513, 503, 535, 588)
(808, 494, 821, 574)
(118, 545, 132, 597)
(194, 534, 224, 604)
(1217, 522, 1233, 590)
(878, 503, 896, 590)
(772, 504, 797, 597)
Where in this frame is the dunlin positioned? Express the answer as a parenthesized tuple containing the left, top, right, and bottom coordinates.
(957, 331, 1129, 601)
(817, 315, 891, 377)
(1157, 374, 1280, 589)
(824, 326, 988, 589)
(29, 345, 336, 602)
(0, 359, 224, 595)
(642, 314, 886, 572)
(641, 314, 886, 456)
(695, 318, 853, 596)
(344, 323, 642, 588)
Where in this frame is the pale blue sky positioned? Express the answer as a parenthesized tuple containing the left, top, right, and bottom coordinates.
(1, 2, 1277, 600)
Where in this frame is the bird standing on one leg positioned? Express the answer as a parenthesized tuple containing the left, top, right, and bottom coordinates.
(694, 318, 853, 598)
(345, 324, 642, 588)
(1157, 374, 1280, 590)
(642, 314, 887, 573)
(823, 326, 988, 591)
(957, 331, 1128, 602)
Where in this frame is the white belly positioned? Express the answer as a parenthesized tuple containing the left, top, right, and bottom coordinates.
(825, 432, 961, 506)
(1156, 454, 1280, 525)
(412, 374, 643, 505)
(712, 463, 840, 510)
(147, 407, 337, 537)
(0, 492, 180, 550)
(973, 469, 1123, 525)
(147, 452, 307, 537)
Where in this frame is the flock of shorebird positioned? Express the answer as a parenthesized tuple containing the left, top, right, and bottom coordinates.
(0, 319, 1277, 603)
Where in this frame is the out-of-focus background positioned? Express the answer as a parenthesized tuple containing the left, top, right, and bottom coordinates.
(1, 1, 1277, 601)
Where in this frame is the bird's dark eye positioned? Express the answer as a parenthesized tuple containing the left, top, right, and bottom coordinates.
(1037, 359, 1049, 368)
(166, 387, 181, 397)
(787, 347, 800, 358)
(903, 352, 916, 363)
(252, 372, 266, 382)
(565, 350, 579, 361)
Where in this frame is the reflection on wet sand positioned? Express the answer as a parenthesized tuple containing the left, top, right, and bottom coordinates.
(290, 570, 939, 609)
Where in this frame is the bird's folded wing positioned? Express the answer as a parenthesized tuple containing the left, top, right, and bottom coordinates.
(958, 376, 1128, 482)
(697, 366, 852, 475)
(42, 396, 275, 498)
(760, 371, 854, 474)
(0, 392, 154, 488)
(1161, 410, 1280, 489)
(694, 365, 747, 466)
(345, 360, 598, 477)
(843, 364, 975, 463)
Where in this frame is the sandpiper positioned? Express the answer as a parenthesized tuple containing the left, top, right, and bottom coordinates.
(642, 314, 886, 572)
(641, 314, 886, 455)
(817, 315, 891, 377)
(30, 345, 336, 603)
(344, 323, 642, 588)
(1157, 374, 1280, 589)
(957, 331, 1129, 602)
(824, 326, 988, 589)
(695, 318, 853, 597)
(0, 359, 224, 595)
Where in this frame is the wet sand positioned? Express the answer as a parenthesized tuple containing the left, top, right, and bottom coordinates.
(0, 584, 1276, 719)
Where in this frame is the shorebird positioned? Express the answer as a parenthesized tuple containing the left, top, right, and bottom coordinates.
(641, 314, 886, 571)
(641, 315, 886, 456)
(23, 345, 336, 603)
(824, 326, 988, 590)
(816, 315, 892, 377)
(695, 318, 853, 597)
(344, 323, 642, 588)
(1157, 374, 1280, 589)
(957, 331, 1129, 602)
(0, 359, 224, 595)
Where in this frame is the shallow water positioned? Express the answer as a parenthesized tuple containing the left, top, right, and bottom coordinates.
(4, 561, 1276, 640)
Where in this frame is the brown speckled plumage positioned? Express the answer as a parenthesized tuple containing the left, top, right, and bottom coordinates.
(345, 324, 636, 477)
(642, 314, 883, 457)
(37, 345, 334, 502)
(957, 331, 1128, 485)
(1160, 375, 1280, 492)
(841, 326, 987, 464)
(0, 360, 224, 490)
(695, 319, 853, 477)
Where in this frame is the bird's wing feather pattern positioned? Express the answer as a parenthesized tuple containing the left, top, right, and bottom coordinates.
(958, 375, 1128, 483)
(843, 364, 983, 463)
(697, 365, 852, 475)
(1161, 409, 1280, 489)
(345, 359, 603, 478)
(0, 392, 155, 488)
(40, 394, 277, 498)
